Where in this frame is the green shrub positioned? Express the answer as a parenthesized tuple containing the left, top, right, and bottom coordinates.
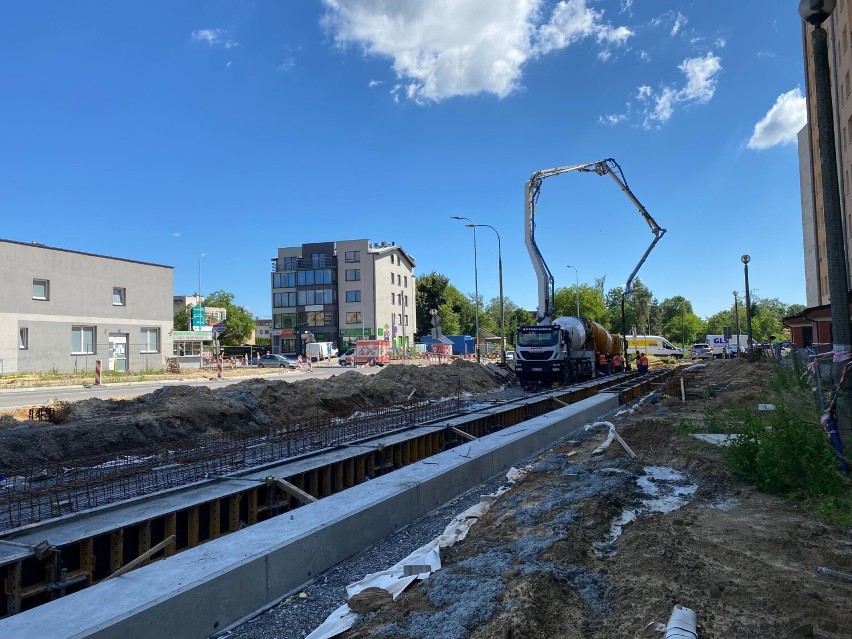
(723, 408, 846, 499)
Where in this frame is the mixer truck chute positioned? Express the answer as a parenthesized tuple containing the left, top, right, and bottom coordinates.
(517, 158, 664, 387)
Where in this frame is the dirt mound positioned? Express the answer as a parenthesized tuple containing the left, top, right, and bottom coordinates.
(343, 363, 852, 639)
(0, 361, 504, 470)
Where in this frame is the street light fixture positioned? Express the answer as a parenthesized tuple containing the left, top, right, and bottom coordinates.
(467, 224, 506, 365)
(451, 216, 481, 363)
(566, 265, 580, 317)
(741, 255, 754, 363)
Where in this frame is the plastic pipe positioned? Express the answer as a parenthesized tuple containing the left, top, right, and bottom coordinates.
(664, 605, 697, 639)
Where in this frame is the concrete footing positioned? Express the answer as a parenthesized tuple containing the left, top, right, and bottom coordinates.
(0, 394, 618, 639)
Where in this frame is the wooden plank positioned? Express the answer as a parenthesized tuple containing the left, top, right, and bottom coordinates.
(229, 494, 241, 532)
(138, 520, 151, 566)
(6, 561, 22, 615)
(450, 426, 477, 441)
(105, 536, 176, 581)
(247, 489, 258, 525)
(273, 478, 317, 505)
(210, 500, 221, 540)
(164, 513, 177, 557)
(187, 506, 199, 547)
(109, 530, 124, 573)
(80, 538, 95, 582)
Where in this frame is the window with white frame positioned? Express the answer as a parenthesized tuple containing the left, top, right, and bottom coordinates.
(19, 328, 28, 350)
(113, 287, 126, 306)
(71, 326, 96, 354)
(32, 279, 49, 300)
(140, 328, 160, 353)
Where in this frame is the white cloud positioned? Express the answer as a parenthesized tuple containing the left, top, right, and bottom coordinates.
(226, 61, 232, 68)
(671, 12, 687, 36)
(320, 0, 632, 103)
(191, 28, 238, 49)
(636, 85, 652, 100)
(747, 88, 807, 150)
(644, 53, 721, 127)
(715, 37, 727, 48)
(173, 232, 182, 238)
(599, 113, 626, 125)
(280, 58, 296, 71)
(368, 79, 384, 87)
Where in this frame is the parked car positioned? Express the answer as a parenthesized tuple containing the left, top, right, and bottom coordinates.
(690, 343, 714, 360)
(725, 343, 739, 357)
(505, 350, 515, 362)
(257, 354, 299, 369)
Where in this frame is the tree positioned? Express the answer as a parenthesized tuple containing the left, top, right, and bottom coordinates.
(414, 272, 451, 339)
(659, 296, 693, 328)
(663, 312, 704, 347)
(553, 284, 606, 322)
(196, 290, 255, 346)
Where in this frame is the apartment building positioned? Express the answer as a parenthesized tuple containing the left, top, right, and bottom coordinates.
(0, 239, 173, 374)
(271, 239, 416, 356)
(793, 4, 852, 346)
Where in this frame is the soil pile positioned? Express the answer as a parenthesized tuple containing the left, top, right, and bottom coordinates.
(0, 360, 503, 470)
(340, 359, 852, 639)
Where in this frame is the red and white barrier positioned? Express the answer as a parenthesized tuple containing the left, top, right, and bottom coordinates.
(217, 357, 223, 379)
(95, 359, 102, 385)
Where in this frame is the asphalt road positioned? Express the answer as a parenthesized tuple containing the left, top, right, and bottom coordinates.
(0, 364, 382, 410)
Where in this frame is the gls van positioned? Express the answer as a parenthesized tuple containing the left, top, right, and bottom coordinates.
(624, 335, 684, 358)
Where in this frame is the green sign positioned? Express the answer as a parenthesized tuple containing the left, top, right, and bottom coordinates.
(340, 328, 372, 337)
(191, 306, 206, 328)
(377, 328, 384, 336)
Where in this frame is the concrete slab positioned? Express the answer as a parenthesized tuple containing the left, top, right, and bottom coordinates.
(0, 393, 619, 639)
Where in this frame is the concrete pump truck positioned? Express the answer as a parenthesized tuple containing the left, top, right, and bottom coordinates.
(513, 158, 666, 388)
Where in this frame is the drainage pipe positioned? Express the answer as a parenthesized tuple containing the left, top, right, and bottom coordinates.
(664, 604, 697, 639)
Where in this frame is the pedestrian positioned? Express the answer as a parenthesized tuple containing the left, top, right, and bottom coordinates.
(639, 352, 649, 375)
(597, 352, 609, 376)
(612, 353, 622, 372)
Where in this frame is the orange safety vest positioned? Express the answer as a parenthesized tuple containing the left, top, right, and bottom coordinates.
(640, 355, 649, 367)
(613, 355, 622, 367)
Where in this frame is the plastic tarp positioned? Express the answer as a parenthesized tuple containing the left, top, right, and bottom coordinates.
(305, 482, 512, 639)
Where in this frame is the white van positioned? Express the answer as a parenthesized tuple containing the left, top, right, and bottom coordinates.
(624, 335, 684, 358)
(306, 342, 335, 361)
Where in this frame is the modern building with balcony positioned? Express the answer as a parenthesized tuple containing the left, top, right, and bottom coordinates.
(271, 239, 416, 356)
(0, 239, 173, 374)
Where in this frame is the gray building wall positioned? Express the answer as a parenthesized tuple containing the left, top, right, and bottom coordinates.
(0, 240, 173, 374)
(798, 125, 820, 308)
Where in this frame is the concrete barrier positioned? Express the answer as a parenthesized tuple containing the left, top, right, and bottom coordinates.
(0, 394, 618, 639)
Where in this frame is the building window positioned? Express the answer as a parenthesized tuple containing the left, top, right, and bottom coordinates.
(71, 326, 96, 354)
(297, 289, 335, 305)
(405, 314, 409, 326)
(113, 287, 126, 306)
(346, 311, 362, 324)
(390, 254, 395, 265)
(273, 292, 297, 307)
(392, 293, 396, 305)
(397, 274, 401, 286)
(32, 279, 49, 300)
(390, 272, 394, 284)
(311, 253, 327, 267)
(173, 341, 202, 357)
(392, 313, 396, 325)
(404, 275, 408, 288)
(140, 328, 160, 353)
(345, 250, 360, 263)
(299, 310, 334, 326)
(273, 272, 296, 288)
(274, 313, 297, 329)
(283, 256, 298, 271)
(346, 290, 361, 303)
(345, 269, 361, 281)
(19, 328, 28, 350)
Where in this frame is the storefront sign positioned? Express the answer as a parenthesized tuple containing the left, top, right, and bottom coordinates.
(340, 328, 373, 337)
(173, 330, 212, 342)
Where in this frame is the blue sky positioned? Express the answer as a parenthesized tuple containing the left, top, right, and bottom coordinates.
(1, 1, 808, 320)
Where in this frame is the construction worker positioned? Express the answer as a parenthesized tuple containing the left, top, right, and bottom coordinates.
(597, 352, 609, 376)
(639, 352, 649, 375)
(612, 353, 623, 372)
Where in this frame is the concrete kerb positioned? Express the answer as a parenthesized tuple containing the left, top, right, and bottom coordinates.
(0, 393, 620, 639)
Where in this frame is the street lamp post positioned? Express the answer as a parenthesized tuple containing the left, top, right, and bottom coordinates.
(742, 255, 754, 363)
(566, 265, 580, 317)
(198, 252, 207, 369)
(800, 0, 852, 456)
(451, 216, 481, 363)
(468, 223, 505, 365)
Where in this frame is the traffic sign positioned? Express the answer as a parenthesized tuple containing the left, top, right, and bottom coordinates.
(191, 306, 206, 329)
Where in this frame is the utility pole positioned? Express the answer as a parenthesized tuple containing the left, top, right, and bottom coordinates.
(733, 291, 741, 354)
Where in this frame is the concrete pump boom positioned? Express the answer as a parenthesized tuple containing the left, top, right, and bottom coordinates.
(524, 158, 665, 322)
